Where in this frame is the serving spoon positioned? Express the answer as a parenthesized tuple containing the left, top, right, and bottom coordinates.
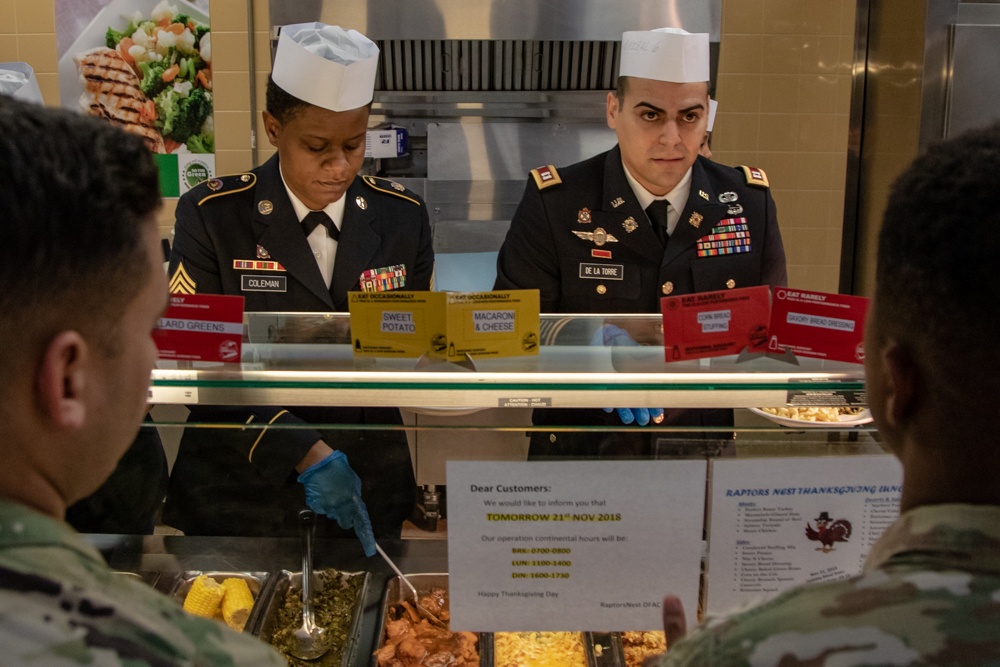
(375, 542, 449, 630)
(290, 509, 331, 660)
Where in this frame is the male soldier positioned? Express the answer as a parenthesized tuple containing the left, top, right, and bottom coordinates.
(164, 24, 434, 549)
(0, 97, 284, 665)
(658, 123, 1000, 664)
(494, 28, 786, 456)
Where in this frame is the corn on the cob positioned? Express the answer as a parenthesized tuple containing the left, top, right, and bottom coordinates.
(183, 575, 224, 619)
(221, 577, 254, 631)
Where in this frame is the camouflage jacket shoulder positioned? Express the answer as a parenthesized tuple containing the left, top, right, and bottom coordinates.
(661, 504, 1000, 666)
(0, 501, 284, 666)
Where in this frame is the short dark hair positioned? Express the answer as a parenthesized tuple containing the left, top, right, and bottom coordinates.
(614, 76, 709, 102)
(876, 122, 1000, 404)
(265, 75, 311, 124)
(0, 97, 160, 367)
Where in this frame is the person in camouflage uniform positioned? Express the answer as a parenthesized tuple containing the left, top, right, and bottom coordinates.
(0, 97, 284, 665)
(658, 122, 1000, 666)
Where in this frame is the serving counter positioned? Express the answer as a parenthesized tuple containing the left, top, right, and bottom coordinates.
(149, 312, 868, 428)
(125, 312, 884, 664)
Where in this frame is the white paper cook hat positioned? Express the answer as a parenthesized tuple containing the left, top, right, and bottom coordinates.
(0, 62, 44, 104)
(619, 28, 709, 83)
(271, 23, 379, 112)
(708, 97, 718, 131)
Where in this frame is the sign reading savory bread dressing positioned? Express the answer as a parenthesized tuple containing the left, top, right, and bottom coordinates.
(153, 293, 244, 362)
(447, 460, 707, 632)
(348, 290, 540, 361)
(660, 285, 771, 361)
(767, 288, 869, 364)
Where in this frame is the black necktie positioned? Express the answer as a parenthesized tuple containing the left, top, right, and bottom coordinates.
(645, 199, 670, 246)
(301, 210, 339, 241)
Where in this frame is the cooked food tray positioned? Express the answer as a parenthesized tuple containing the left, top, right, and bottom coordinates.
(251, 568, 369, 667)
(372, 573, 488, 667)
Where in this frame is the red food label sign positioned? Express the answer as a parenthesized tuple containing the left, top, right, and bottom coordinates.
(153, 293, 245, 362)
(660, 286, 771, 361)
(767, 288, 869, 364)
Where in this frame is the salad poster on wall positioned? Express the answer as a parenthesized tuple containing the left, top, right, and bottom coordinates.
(56, 0, 214, 197)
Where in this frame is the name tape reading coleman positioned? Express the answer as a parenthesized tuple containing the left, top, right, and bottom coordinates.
(240, 275, 288, 292)
(473, 310, 516, 333)
(579, 263, 624, 280)
(381, 311, 416, 333)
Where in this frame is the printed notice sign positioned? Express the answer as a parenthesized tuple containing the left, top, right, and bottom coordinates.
(768, 288, 869, 364)
(348, 291, 447, 357)
(447, 461, 707, 632)
(445, 290, 540, 361)
(706, 456, 902, 615)
(153, 294, 245, 363)
(661, 285, 771, 361)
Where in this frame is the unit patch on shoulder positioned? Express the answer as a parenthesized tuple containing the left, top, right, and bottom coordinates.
(197, 172, 257, 206)
(530, 165, 562, 190)
(169, 262, 197, 295)
(739, 165, 770, 188)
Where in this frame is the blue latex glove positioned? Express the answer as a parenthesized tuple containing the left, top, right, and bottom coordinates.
(594, 324, 665, 426)
(297, 451, 376, 557)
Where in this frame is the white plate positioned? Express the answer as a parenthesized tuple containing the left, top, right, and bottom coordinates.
(58, 0, 209, 115)
(748, 407, 873, 428)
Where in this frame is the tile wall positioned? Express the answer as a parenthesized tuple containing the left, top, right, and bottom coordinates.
(10, 0, 859, 291)
(712, 0, 857, 292)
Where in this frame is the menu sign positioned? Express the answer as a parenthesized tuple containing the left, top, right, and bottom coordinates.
(768, 288, 869, 364)
(660, 286, 771, 361)
(447, 461, 707, 632)
(706, 456, 902, 615)
(154, 293, 244, 362)
(349, 290, 540, 361)
(348, 291, 447, 358)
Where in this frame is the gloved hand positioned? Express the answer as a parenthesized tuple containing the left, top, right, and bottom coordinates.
(593, 324, 665, 426)
(297, 451, 376, 557)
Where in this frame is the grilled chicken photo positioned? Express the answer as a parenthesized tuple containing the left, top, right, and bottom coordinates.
(74, 47, 165, 153)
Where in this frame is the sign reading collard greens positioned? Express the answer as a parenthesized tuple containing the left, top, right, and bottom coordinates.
(56, 0, 215, 196)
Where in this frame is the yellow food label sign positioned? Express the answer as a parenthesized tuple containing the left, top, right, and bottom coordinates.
(347, 290, 539, 360)
(348, 291, 447, 358)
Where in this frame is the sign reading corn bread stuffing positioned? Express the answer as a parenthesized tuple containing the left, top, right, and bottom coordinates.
(447, 460, 706, 632)
(348, 290, 540, 361)
(660, 285, 771, 361)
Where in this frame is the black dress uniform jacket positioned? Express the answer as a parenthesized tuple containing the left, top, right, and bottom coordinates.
(494, 146, 787, 457)
(495, 146, 786, 309)
(163, 155, 434, 538)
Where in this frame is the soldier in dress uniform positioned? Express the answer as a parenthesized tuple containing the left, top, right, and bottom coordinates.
(0, 96, 284, 665)
(164, 24, 434, 550)
(494, 28, 786, 457)
(658, 122, 1000, 667)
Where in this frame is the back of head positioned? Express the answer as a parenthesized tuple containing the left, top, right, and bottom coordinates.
(877, 122, 1000, 418)
(0, 97, 161, 384)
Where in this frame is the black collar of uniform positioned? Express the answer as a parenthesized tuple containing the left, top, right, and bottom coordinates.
(251, 155, 335, 308)
(329, 178, 382, 309)
(593, 145, 664, 264)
